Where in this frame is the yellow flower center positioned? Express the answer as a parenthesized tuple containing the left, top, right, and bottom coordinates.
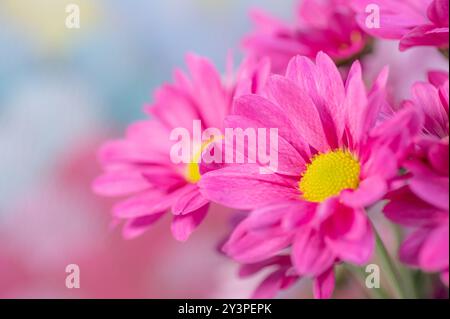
(186, 161, 201, 184)
(299, 149, 360, 203)
(185, 136, 223, 184)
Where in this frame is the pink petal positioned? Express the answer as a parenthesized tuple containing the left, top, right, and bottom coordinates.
(361, 145, 398, 180)
(428, 71, 449, 87)
(326, 220, 375, 265)
(313, 267, 335, 299)
(428, 140, 449, 175)
(292, 228, 336, 276)
(184, 54, 230, 128)
(411, 82, 448, 137)
(419, 224, 449, 272)
(340, 176, 387, 208)
(369, 108, 423, 161)
(92, 170, 150, 196)
(233, 94, 311, 159)
(171, 185, 209, 215)
(224, 114, 306, 176)
(400, 25, 449, 51)
(198, 164, 298, 210)
(223, 205, 293, 263)
(265, 75, 330, 152)
(251, 270, 285, 299)
(344, 60, 368, 145)
(427, 0, 449, 27)
(239, 255, 291, 278)
(170, 204, 209, 242)
(122, 212, 166, 239)
(320, 197, 368, 241)
(113, 187, 182, 218)
(286, 53, 346, 146)
(406, 160, 449, 211)
(353, 0, 430, 39)
(384, 186, 447, 227)
(281, 200, 317, 231)
(399, 229, 428, 267)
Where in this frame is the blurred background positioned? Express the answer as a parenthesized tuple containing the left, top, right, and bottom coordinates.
(0, 0, 301, 299)
(0, 0, 448, 298)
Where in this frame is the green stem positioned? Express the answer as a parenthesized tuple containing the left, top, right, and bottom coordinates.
(374, 228, 407, 299)
(439, 48, 449, 59)
(391, 224, 418, 298)
(345, 265, 391, 299)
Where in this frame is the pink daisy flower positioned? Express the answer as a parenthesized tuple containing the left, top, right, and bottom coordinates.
(384, 71, 449, 285)
(93, 54, 270, 241)
(352, 0, 449, 51)
(243, 0, 369, 74)
(199, 52, 422, 298)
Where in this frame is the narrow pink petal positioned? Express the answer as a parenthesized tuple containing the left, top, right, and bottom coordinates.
(320, 198, 368, 241)
(428, 139, 449, 175)
(427, 0, 449, 27)
(411, 82, 448, 137)
(170, 204, 209, 242)
(265, 75, 330, 152)
(185, 54, 230, 128)
(281, 201, 317, 231)
(369, 108, 423, 161)
(313, 267, 335, 299)
(428, 71, 449, 87)
(315, 52, 346, 142)
(292, 228, 336, 276)
(251, 270, 285, 299)
(399, 229, 428, 267)
(384, 186, 447, 227)
(400, 25, 449, 51)
(326, 220, 375, 265)
(223, 205, 293, 263)
(171, 185, 209, 215)
(122, 212, 166, 239)
(239, 256, 291, 278)
(340, 176, 387, 208)
(233, 94, 311, 159)
(199, 164, 298, 210)
(344, 60, 368, 145)
(352, 0, 430, 39)
(406, 160, 449, 211)
(113, 188, 181, 218)
(419, 224, 449, 272)
(361, 145, 398, 180)
(286, 53, 345, 146)
(224, 114, 306, 176)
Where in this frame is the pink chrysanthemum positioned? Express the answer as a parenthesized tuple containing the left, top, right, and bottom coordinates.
(93, 54, 270, 241)
(243, 0, 369, 74)
(384, 71, 449, 286)
(352, 0, 449, 51)
(199, 52, 422, 298)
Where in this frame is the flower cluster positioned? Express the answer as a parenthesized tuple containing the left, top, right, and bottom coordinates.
(94, 1, 449, 298)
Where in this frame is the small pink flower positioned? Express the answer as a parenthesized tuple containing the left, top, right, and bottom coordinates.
(243, 0, 368, 73)
(93, 54, 270, 241)
(384, 71, 449, 285)
(352, 0, 449, 51)
(199, 52, 422, 298)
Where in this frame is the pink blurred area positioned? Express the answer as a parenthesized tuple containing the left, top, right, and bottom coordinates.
(0, 134, 248, 298)
(0, 132, 397, 299)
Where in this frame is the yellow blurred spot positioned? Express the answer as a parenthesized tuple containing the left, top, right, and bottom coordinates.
(3, 0, 98, 53)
